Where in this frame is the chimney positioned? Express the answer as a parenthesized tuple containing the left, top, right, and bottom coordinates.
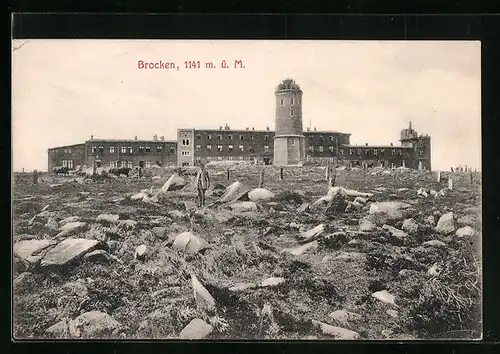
(266, 126, 270, 131)
(246, 127, 249, 131)
(365, 143, 368, 146)
(160, 136, 164, 141)
(135, 136, 138, 140)
(153, 134, 157, 141)
(225, 123, 230, 130)
(219, 126, 222, 130)
(252, 127, 255, 131)
(90, 135, 94, 139)
(314, 127, 317, 131)
(390, 143, 393, 146)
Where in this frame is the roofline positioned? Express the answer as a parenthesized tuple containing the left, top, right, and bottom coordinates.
(47, 143, 86, 151)
(178, 128, 351, 135)
(85, 139, 177, 144)
(341, 145, 411, 149)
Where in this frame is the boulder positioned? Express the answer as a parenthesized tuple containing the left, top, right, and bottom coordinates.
(68, 311, 122, 338)
(45, 217, 59, 231)
(14, 239, 57, 264)
(58, 216, 81, 226)
(401, 218, 419, 234)
(46, 320, 70, 337)
(173, 232, 209, 254)
(179, 318, 213, 339)
(229, 201, 257, 213)
(248, 188, 275, 202)
(260, 277, 285, 287)
(312, 320, 360, 339)
(56, 221, 87, 238)
(369, 202, 411, 222)
(328, 310, 349, 325)
(300, 224, 325, 241)
(382, 225, 408, 239)
(297, 203, 311, 214)
(158, 173, 188, 193)
(371, 290, 397, 306)
(191, 273, 216, 311)
(435, 212, 455, 235)
(96, 214, 120, 223)
(134, 244, 150, 261)
(283, 241, 319, 256)
(359, 218, 376, 232)
(423, 240, 447, 248)
(456, 226, 476, 237)
(40, 238, 102, 267)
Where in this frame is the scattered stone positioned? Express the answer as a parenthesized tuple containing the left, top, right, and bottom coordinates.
(229, 282, 258, 292)
(427, 263, 442, 277)
(59, 216, 81, 226)
(14, 239, 57, 263)
(369, 201, 411, 221)
(359, 218, 376, 232)
(401, 218, 419, 234)
(260, 277, 285, 287)
(13, 272, 35, 290)
(297, 203, 311, 214)
(328, 310, 349, 325)
(300, 224, 324, 241)
(371, 290, 397, 306)
(248, 188, 275, 202)
(159, 173, 188, 193)
(97, 214, 120, 223)
(433, 210, 442, 217)
(456, 226, 476, 237)
(168, 210, 186, 219)
(325, 193, 348, 214)
(426, 215, 436, 225)
(46, 320, 70, 337)
(386, 309, 399, 318)
(312, 320, 360, 339)
(191, 273, 216, 311)
(68, 311, 121, 338)
(397, 188, 409, 192)
(134, 244, 150, 261)
(382, 225, 408, 239)
(229, 201, 257, 212)
(173, 232, 209, 254)
(84, 249, 116, 263)
(63, 281, 89, 297)
(435, 212, 455, 234)
(283, 240, 319, 256)
(289, 222, 301, 229)
(179, 318, 213, 340)
(56, 221, 87, 238)
(423, 240, 446, 248)
(41, 238, 102, 267)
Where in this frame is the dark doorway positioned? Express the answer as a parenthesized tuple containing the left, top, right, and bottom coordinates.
(139, 161, 144, 168)
(263, 157, 271, 165)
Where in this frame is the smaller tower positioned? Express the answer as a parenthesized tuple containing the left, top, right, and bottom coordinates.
(400, 121, 432, 171)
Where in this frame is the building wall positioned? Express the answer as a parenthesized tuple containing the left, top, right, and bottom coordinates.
(275, 91, 303, 136)
(85, 140, 177, 168)
(47, 144, 86, 171)
(177, 129, 195, 166)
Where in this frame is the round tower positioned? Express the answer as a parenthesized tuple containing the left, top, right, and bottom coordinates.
(273, 79, 306, 166)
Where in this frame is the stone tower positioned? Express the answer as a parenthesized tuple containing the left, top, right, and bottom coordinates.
(273, 79, 306, 166)
(400, 121, 432, 171)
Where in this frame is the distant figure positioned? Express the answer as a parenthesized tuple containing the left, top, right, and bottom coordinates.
(195, 163, 210, 207)
(451, 167, 454, 172)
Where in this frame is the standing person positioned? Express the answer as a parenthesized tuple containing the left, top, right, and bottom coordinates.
(195, 163, 210, 207)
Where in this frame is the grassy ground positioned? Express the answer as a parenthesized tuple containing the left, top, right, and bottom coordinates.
(12, 166, 482, 340)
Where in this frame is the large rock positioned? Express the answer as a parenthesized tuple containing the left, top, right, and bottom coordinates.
(382, 225, 408, 239)
(283, 241, 319, 256)
(456, 226, 476, 237)
(435, 212, 455, 235)
(159, 173, 188, 193)
(96, 214, 120, 223)
(14, 239, 57, 263)
(312, 320, 360, 339)
(40, 238, 102, 267)
(173, 232, 209, 254)
(325, 193, 348, 214)
(359, 218, 376, 232)
(46, 320, 70, 337)
(59, 216, 81, 226)
(68, 311, 122, 338)
(56, 221, 87, 238)
(369, 202, 411, 222)
(218, 181, 248, 203)
(191, 273, 216, 311)
(248, 188, 275, 202)
(300, 224, 325, 241)
(179, 318, 213, 339)
(229, 201, 257, 212)
(402, 218, 419, 234)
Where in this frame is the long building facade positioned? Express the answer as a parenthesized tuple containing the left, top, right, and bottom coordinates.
(47, 78, 432, 172)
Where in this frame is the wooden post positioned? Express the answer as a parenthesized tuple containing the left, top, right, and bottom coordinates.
(227, 168, 230, 180)
(280, 167, 284, 181)
(437, 171, 441, 183)
(448, 176, 453, 191)
(22, 168, 25, 173)
(325, 166, 329, 182)
(259, 168, 265, 188)
(470, 171, 473, 184)
(33, 170, 38, 184)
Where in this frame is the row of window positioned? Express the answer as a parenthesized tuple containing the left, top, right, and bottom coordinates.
(61, 159, 74, 168)
(91, 145, 175, 154)
(107, 161, 157, 168)
(344, 148, 402, 156)
(194, 144, 270, 152)
(193, 134, 272, 141)
(279, 96, 299, 106)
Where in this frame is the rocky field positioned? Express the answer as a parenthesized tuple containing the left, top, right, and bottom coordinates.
(12, 166, 482, 340)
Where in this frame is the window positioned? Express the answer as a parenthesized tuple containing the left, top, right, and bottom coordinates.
(319, 146, 324, 152)
(349, 149, 354, 155)
(121, 146, 127, 154)
(207, 156, 212, 161)
(217, 145, 223, 152)
(239, 135, 244, 140)
(182, 139, 190, 146)
(291, 139, 295, 146)
(239, 156, 244, 160)
(169, 146, 175, 153)
(228, 145, 234, 152)
(139, 146, 145, 153)
(145, 161, 151, 168)
(329, 146, 334, 152)
(145, 146, 151, 153)
(116, 161, 122, 168)
(329, 136, 335, 142)
(110, 161, 116, 168)
(109, 146, 115, 153)
(127, 161, 133, 168)
(207, 144, 212, 151)
(217, 156, 223, 160)
(264, 145, 269, 152)
(373, 150, 378, 156)
(228, 135, 233, 140)
(280, 98, 284, 106)
(264, 135, 269, 141)
(218, 134, 223, 140)
(98, 146, 104, 153)
(196, 134, 201, 140)
(91, 146, 97, 153)
(181, 151, 190, 156)
(249, 135, 254, 141)
(291, 97, 294, 106)
(249, 146, 254, 152)
(309, 146, 314, 152)
(157, 145, 163, 152)
(290, 110, 294, 117)
(196, 145, 201, 152)
(208, 134, 212, 140)
(357, 149, 362, 155)
(239, 145, 244, 152)
(127, 146, 133, 153)
(62, 160, 74, 169)
(392, 149, 396, 155)
(228, 156, 233, 160)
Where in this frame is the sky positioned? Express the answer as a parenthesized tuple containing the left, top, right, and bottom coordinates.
(12, 40, 481, 172)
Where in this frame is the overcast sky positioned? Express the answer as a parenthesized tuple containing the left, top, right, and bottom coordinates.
(12, 40, 481, 172)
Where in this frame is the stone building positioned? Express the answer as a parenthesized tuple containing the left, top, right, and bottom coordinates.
(47, 135, 177, 171)
(47, 78, 432, 172)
